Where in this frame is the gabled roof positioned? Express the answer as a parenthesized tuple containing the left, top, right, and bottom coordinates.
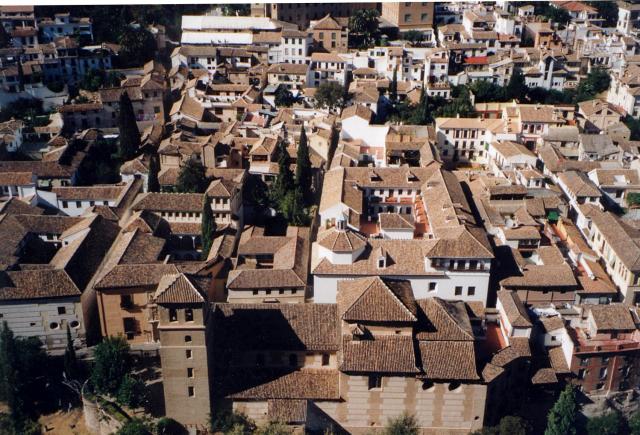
(155, 273, 205, 304)
(338, 277, 418, 323)
(497, 290, 532, 328)
(0, 269, 80, 301)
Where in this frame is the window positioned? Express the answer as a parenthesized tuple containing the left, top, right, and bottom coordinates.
(429, 282, 437, 292)
(252, 290, 258, 295)
(70, 320, 79, 328)
(602, 357, 610, 365)
(186, 349, 192, 359)
(120, 294, 133, 309)
(595, 382, 604, 390)
(187, 386, 195, 397)
(421, 13, 428, 21)
(75, 201, 81, 208)
(580, 357, 589, 366)
(169, 308, 178, 322)
(187, 368, 194, 378)
(322, 354, 330, 366)
(467, 286, 476, 296)
(368, 375, 382, 390)
(57, 306, 66, 315)
(62, 201, 68, 208)
(185, 308, 194, 322)
(455, 286, 463, 296)
(469, 260, 478, 269)
(184, 335, 192, 343)
(599, 367, 608, 380)
(49, 322, 59, 330)
(448, 382, 461, 391)
(289, 353, 298, 367)
(578, 368, 586, 379)
(404, 14, 412, 23)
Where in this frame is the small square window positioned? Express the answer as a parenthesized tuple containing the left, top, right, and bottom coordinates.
(185, 308, 194, 322)
(368, 375, 382, 390)
(184, 335, 192, 343)
(467, 286, 476, 296)
(428, 282, 437, 292)
(322, 354, 330, 366)
(57, 306, 66, 315)
(455, 286, 463, 296)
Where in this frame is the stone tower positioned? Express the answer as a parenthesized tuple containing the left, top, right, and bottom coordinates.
(155, 273, 211, 431)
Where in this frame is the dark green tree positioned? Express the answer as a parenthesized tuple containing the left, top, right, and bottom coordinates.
(389, 66, 398, 103)
(587, 1, 618, 27)
(274, 85, 295, 108)
(116, 374, 147, 409)
(545, 384, 578, 435)
(0, 323, 48, 432)
(383, 413, 419, 435)
(210, 409, 256, 433)
(79, 69, 106, 91)
(0, 25, 11, 49)
(506, 69, 528, 102)
(176, 159, 207, 193)
(586, 412, 622, 435)
(117, 26, 156, 67)
(116, 418, 152, 435)
(314, 81, 344, 111)
(255, 421, 293, 435)
(282, 186, 307, 226)
(469, 80, 506, 103)
(575, 68, 611, 103)
(91, 336, 132, 396)
(201, 195, 215, 259)
(117, 91, 140, 161)
(540, 4, 572, 25)
(270, 141, 294, 206)
(147, 153, 160, 193)
(348, 9, 380, 47)
(156, 417, 187, 435)
(295, 125, 312, 204)
(402, 30, 424, 43)
(629, 411, 640, 435)
(63, 324, 79, 381)
(0, 322, 22, 425)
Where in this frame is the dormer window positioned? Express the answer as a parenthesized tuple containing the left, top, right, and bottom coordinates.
(337, 218, 346, 230)
(377, 256, 386, 269)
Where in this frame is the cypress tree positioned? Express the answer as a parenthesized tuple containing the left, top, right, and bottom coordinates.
(0, 322, 23, 426)
(63, 324, 79, 381)
(295, 125, 312, 205)
(147, 153, 160, 193)
(201, 195, 215, 259)
(283, 185, 307, 226)
(545, 384, 578, 435)
(117, 91, 140, 161)
(390, 66, 398, 103)
(271, 140, 294, 207)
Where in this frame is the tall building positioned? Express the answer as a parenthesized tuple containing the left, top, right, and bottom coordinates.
(156, 273, 212, 431)
(256, 3, 378, 29)
(381, 2, 435, 31)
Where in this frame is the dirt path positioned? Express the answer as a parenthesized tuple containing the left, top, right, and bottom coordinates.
(40, 408, 90, 435)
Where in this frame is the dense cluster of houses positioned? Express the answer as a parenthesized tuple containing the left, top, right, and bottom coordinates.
(3, 1, 640, 434)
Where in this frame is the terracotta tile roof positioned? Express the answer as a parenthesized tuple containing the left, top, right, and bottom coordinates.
(317, 228, 366, 252)
(418, 341, 479, 380)
(548, 346, 570, 374)
(0, 171, 33, 186)
(212, 303, 339, 351)
(498, 290, 532, 327)
(482, 363, 505, 382)
(310, 14, 342, 30)
(52, 184, 127, 201)
(267, 63, 309, 75)
(379, 212, 414, 230)
(341, 104, 373, 121)
(540, 315, 565, 333)
(558, 171, 602, 198)
(155, 273, 205, 304)
(95, 263, 179, 289)
(589, 304, 636, 331)
(0, 269, 80, 300)
(132, 192, 204, 212)
(0, 198, 43, 216)
(340, 335, 419, 374)
(337, 277, 417, 323)
(415, 298, 475, 341)
(219, 369, 340, 400)
(531, 368, 558, 385)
